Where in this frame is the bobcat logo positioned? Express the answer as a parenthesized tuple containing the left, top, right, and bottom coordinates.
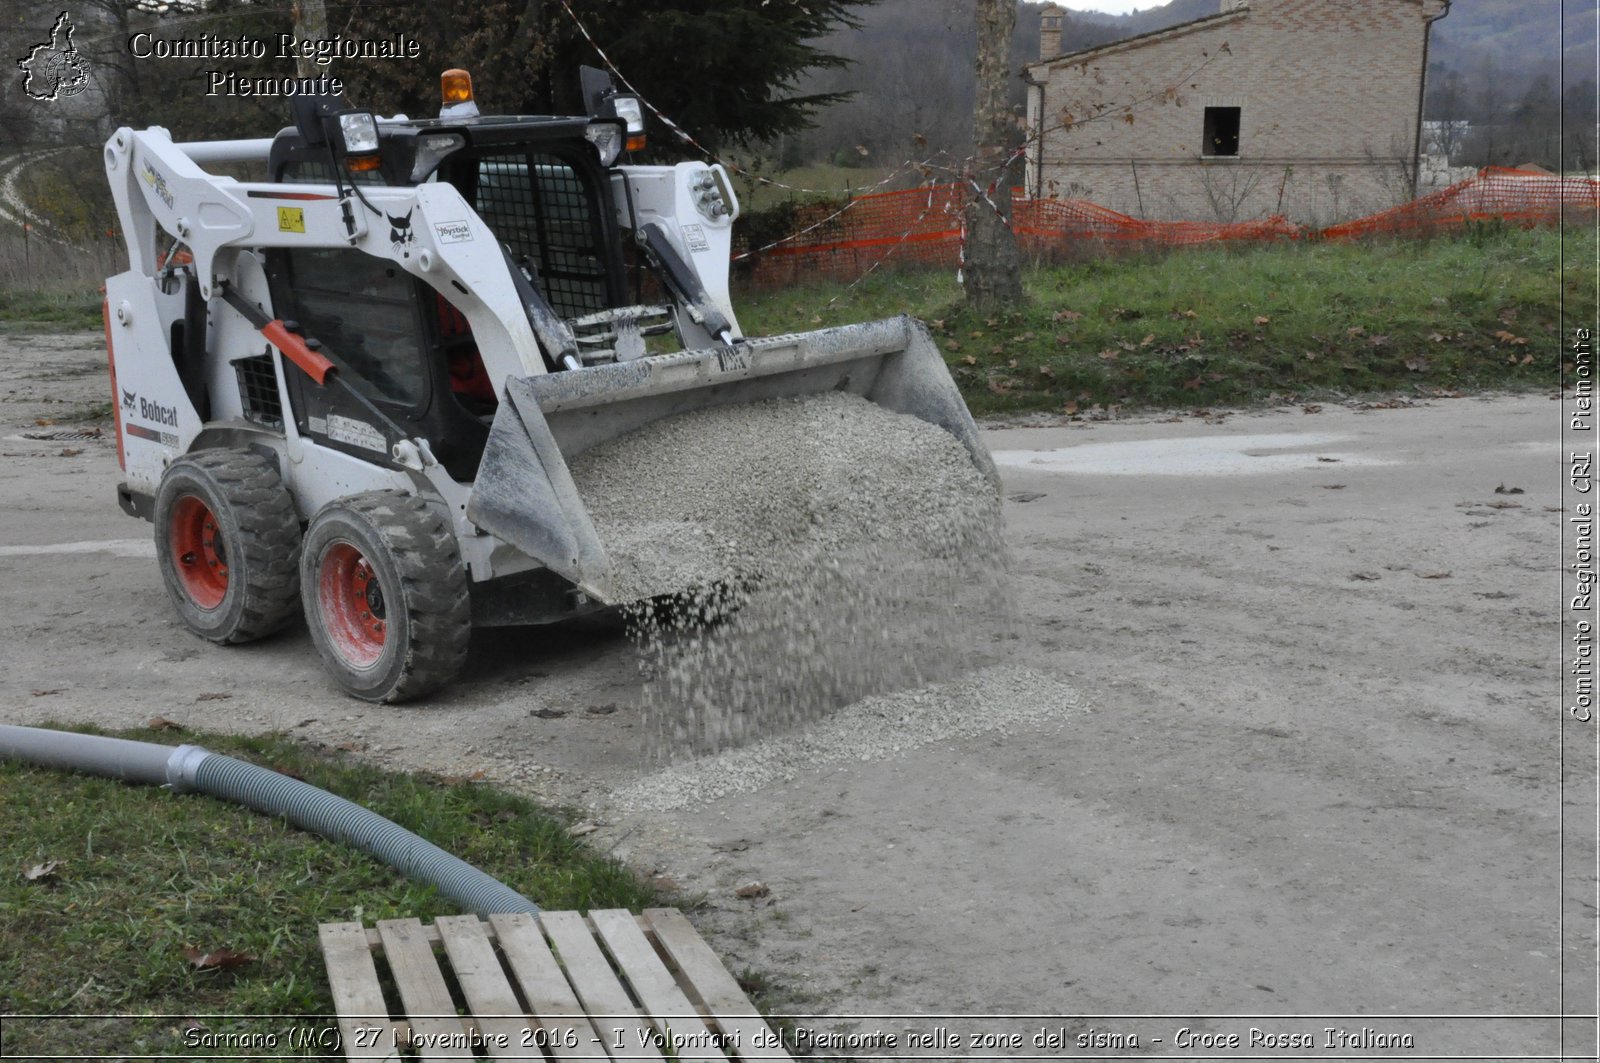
(120, 387, 136, 412)
(16, 11, 90, 102)
(386, 208, 415, 251)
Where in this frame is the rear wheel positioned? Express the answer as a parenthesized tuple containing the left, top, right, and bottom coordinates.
(301, 492, 470, 703)
(154, 449, 302, 643)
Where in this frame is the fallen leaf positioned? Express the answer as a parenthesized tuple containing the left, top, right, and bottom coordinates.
(1117, 340, 1136, 352)
(1404, 357, 1429, 373)
(59, 447, 82, 457)
(33, 418, 54, 427)
(1253, 315, 1271, 326)
(1008, 491, 1046, 503)
(1005, 357, 1018, 368)
(1491, 329, 1528, 345)
(530, 708, 568, 719)
(1303, 350, 1319, 361)
(585, 703, 618, 716)
(1302, 404, 1323, 414)
(1052, 309, 1084, 322)
(1429, 332, 1446, 343)
(1171, 308, 1198, 320)
(1062, 401, 1079, 415)
(182, 946, 256, 971)
(30, 688, 63, 697)
(1486, 500, 1522, 509)
(1349, 572, 1380, 581)
(568, 821, 600, 837)
(735, 881, 770, 899)
(147, 716, 184, 731)
(1367, 334, 1390, 347)
(1097, 349, 1119, 361)
(1181, 376, 1203, 390)
(1493, 484, 1525, 495)
(944, 340, 961, 352)
(1498, 307, 1518, 325)
(1140, 333, 1155, 347)
(1038, 365, 1055, 377)
(1417, 571, 1452, 579)
(970, 330, 986, 339)
(1346, 326, 1365, 338)
(335, 740, 367, 752)
(962, 355, 977, 366)
(1520, 353, 1534, 365)
(194, 692, 231, 702)
(1317, 457, 1340, 463)
(985, 376, 1012, 395)
(23, 859, 61, 882)
(1323, 484, 1347, 490)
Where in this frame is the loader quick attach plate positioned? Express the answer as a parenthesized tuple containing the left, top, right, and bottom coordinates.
(464, 315, 996, 606)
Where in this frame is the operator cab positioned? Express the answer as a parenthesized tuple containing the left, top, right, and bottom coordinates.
(258, 72, 643, 481)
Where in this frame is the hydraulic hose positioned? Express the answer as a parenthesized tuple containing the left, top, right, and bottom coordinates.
(0, 725, 539, 917)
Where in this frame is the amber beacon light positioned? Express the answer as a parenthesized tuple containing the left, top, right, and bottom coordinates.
(439, 69, 480, 119)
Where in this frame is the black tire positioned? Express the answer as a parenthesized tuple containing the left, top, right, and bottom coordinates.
(300, 492, 470, 703)
(154, 449, 302, 643)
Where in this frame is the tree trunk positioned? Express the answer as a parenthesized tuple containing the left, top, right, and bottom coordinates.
(293, 0, 330, 79)
(963, 0, 1024, 310)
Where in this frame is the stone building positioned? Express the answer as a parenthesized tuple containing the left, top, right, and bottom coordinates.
(1022, 0, 1451, 223)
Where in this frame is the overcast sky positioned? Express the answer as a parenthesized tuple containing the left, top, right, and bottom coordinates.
(1053, 1, 1160, 13)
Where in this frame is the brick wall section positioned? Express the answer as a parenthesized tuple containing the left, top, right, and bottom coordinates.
(1024, 0, 1449, 224)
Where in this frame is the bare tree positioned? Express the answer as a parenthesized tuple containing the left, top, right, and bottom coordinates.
(962, 0, 1023, 311)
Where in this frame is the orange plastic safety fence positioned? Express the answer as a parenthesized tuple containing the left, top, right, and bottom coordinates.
(738, 167, 1599, 288)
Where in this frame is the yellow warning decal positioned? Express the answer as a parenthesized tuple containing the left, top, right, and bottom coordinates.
(277, 207, 305, 233)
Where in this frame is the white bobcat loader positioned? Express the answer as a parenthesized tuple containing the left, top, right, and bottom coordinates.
(101, 70, 995, 702)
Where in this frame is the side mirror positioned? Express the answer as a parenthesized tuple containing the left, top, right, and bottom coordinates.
(580, 65, 616, 118)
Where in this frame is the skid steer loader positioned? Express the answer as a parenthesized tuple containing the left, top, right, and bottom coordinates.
(101, 69, 996, 702)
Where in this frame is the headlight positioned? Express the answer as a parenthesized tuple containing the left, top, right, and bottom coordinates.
(609, 95, 646, 152)
(585, 123, 622, 167)
(338, 111, 380, 155)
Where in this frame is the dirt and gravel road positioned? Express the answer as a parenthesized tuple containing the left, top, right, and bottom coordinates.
(1, 330, 1593, 1058)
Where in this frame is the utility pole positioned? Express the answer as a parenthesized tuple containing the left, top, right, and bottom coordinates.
(963, 0, 1024, 310)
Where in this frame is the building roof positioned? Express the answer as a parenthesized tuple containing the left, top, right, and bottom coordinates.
(1026, 7, 1248, 71)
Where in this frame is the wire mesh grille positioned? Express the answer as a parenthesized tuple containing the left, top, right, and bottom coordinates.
(235, 354, 282, 428)
(474, 152, 609, 320)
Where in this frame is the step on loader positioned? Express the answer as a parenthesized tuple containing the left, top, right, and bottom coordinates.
(102, 69, 996, 702)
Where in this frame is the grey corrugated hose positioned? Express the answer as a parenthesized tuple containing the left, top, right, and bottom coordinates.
(0, 725, 539, 916)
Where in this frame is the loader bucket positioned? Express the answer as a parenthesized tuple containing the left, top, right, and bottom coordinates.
(465, 315, 995, 604)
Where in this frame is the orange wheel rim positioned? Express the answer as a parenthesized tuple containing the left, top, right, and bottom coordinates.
(318, 541, 386, 667)
(169, 495, 228, 610)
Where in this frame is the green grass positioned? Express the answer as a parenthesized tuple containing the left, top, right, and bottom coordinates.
(0, 288, 103, 331)
(0, 726, 660, 1057)
(736, 222, 1594, 416)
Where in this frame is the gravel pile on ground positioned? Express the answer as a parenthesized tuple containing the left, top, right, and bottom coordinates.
(568, 392, 1011, 762)
(609, 664, 1083, 812)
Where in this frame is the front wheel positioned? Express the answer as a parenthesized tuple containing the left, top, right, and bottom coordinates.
(300, 492, 470, 703)
(154, 449, 302, 643)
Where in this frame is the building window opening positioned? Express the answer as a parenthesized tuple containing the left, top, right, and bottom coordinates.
(1203, 106, 1241, 157)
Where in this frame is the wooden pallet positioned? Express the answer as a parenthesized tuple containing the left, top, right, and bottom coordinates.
(318, 909, 792, 1062)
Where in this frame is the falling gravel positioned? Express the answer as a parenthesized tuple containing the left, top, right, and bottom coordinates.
(567, 392, 1012, 763)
